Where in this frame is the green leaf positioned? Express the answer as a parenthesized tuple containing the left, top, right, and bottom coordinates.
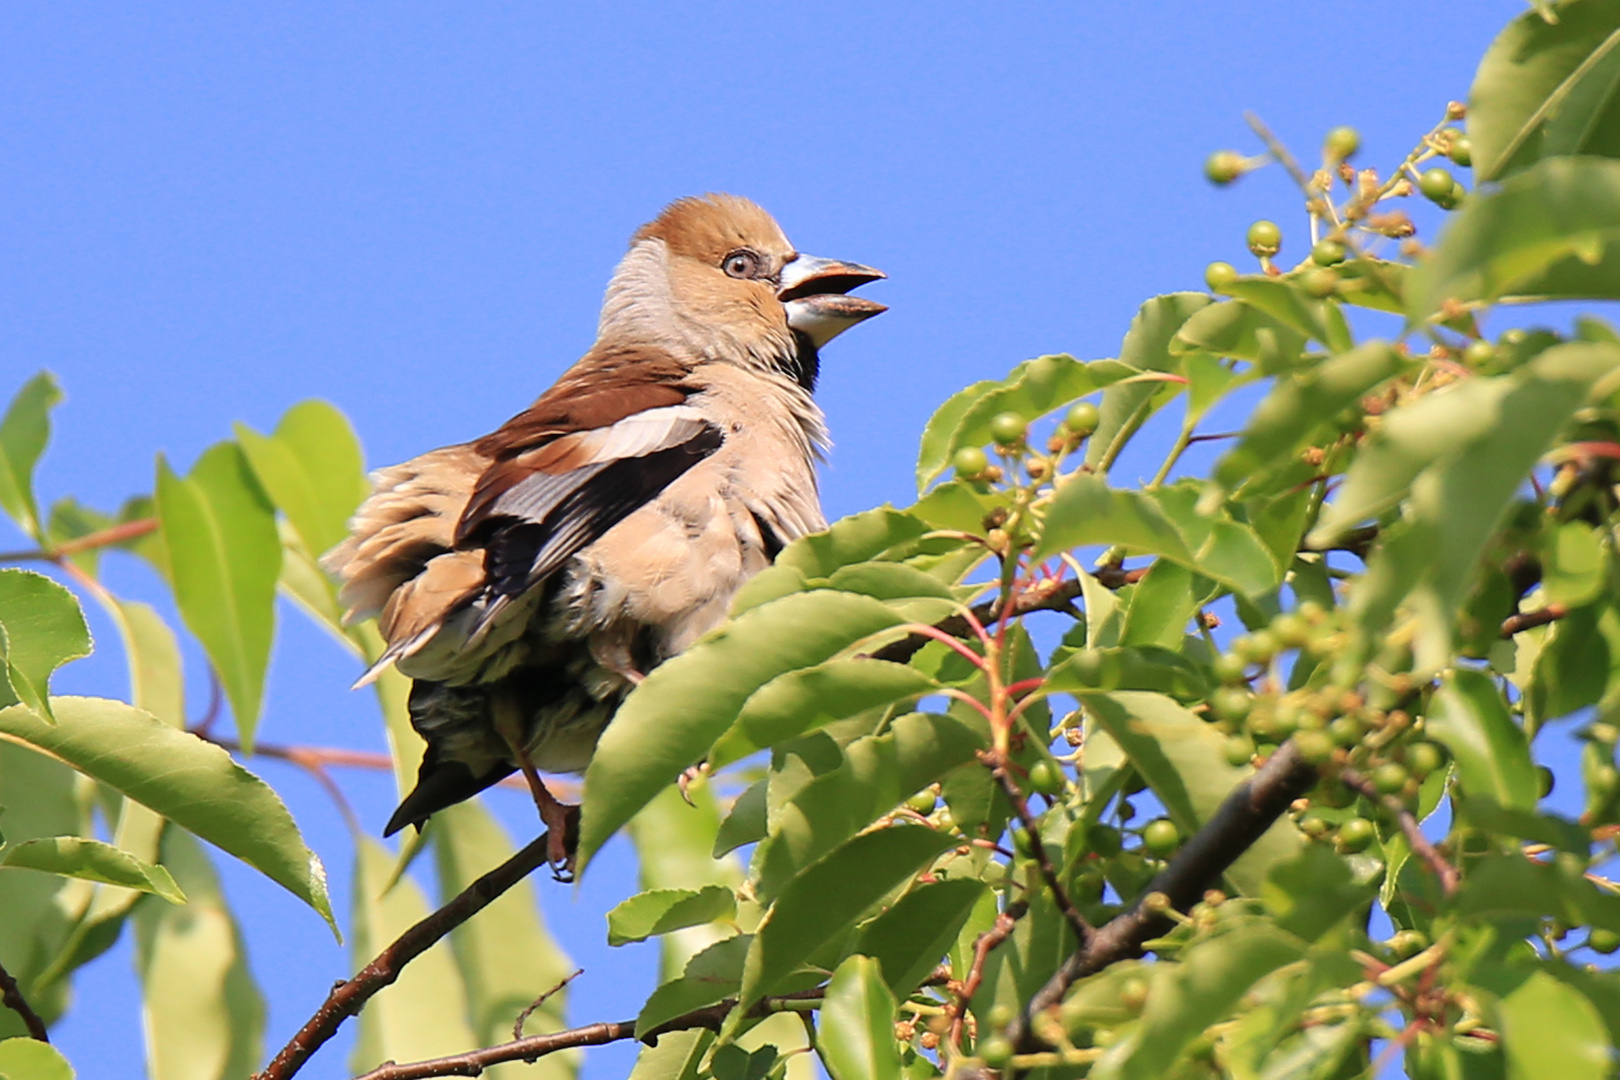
(1118, 560, 1204, 651)
(853, 878, 986, 999)
(350, 837, 477, 1075)
(0, 372, 63, 540)
(1172, 297, 1307, 372)
(579, 591, 908, 873)
(628, 784, 745, 978)
(235, 400, 369, 559)
(917, 355, 1108, 490)
(0, 837, 183, 903)
(1428, 671, 1538, 812)
(1469, 0, 1620, 180)
(1260, 843, 1371, 942)
(1457, 853, 1620, 931)
(1543, 520, 1608, 607)
(608, 885, 738, 947)
(1214, 342, 1407, 494)
(624, 1030, 714, 1080)
(1325, 343, 1620, 672)
(739, 825, 953, 1008)
(1496, 970, 1611, 1080)
(635, 934, 752, 1037)
(1220, 279, 1351, 353)
(1088, 294, 1211, 471)
(0, 697, 336, 935)
(1079, 692, 1302, 895)
(0, 569, 91, 722)
(431, 801, 575, 1075)
(755, 712, 984, 902)
(777, 508, 933, 580)
(1408, 157, 1620, 319)
(818, 956, 901, 1080)
(134, 829, 265, 1080)
(711, 659, 935, 769)
(155, 443, 280, 751)
(714, 779, 768, 858)
(1091, 924, 1306, 1080)
(0, 1037, 75, 1080)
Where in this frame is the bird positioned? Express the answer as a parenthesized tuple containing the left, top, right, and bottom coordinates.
(322, 194, 885, 872)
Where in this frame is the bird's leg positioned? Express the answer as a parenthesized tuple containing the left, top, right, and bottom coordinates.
(492, 695, 578, 879)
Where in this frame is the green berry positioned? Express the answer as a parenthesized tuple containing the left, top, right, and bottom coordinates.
(1119, 977, 1149, 1012)
(1086, 823, 1123, 857)
(1311, 239, 1347, 266)
(1337, 816, 1376, 854)
(1329, 716, 1364, 748)
(1537, 765, 1556, 799)
(1590, 929, 1620, 955)
(1299, 813, 1329, 838)
(1296, 730, 1335, 765)
(1142, 818, 1181, 858)
(1212, 686, 1253, 723)
(1419, 167, 1455, 204)
(1270, 614, 1309, 649)
(1028, 759, 1065, 797)
(934, 808, 956, 833)
(1324, 126, 1361, 159)
(1246, 220, 1282, 258)
(978, 1035, 1014, 1068)
(1301, 268, 1338, 298)
(1063, 401, 1100, 437)
(905, 789, 938, 815)
(1204, 150, 1246, 185)
(1225, 734, 1256, 767)
(1462, 340, 1496, 367)
(1205, 260, 1239, 291)
(1372, 762, 1410, 795)
(952, 445, 989, 479)
(1234, 631, 1278, 664)
(1501, 327, 1528, 347)
(1448, 135, 1473, 168)
(989, 411, 1026, 446)
(1405, 742, 1444, 779)
(1270, 703, 1301, 740)
(1213, 652, 1248, 684)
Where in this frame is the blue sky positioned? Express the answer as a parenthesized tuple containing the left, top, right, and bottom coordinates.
(1, 4, 1531, 1078)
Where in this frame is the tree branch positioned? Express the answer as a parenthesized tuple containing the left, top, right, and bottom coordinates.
(0, 517, 158, 564)
(1501, 604, 1566, 638)
(0, 955, 48, 1042)
(1340, 766, 1458, 898)
(987, 754, 1093, 945)
(1008, 740, 1319, 1052)
(254, 830, 556, 1080)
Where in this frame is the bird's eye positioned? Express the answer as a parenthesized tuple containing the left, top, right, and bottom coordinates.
(722, 249, 763, 279)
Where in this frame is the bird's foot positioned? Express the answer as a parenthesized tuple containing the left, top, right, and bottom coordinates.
(542, 801, 580, 882)
(676, 763, 707, 806)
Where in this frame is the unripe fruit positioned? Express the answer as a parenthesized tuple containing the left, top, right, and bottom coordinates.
(1310, 239, 1347, 266)
(1028, 759, 1065, 797)
(1234, 631, 1278, 664)
(1086, 823, 1123, 857)
(1271, 613, 1309, 649)
(1590, 929, 1620, 955)
(1225, 734, 1256, 767)
(1372, 762, 1410, 795)
(1296, 730, 1335, 765)
(1448, 136, 1472, 168)
(989, 412, 1026, 446)
(1405, 742, 1444, 778)
(1418, 167, 1456, 205)
(1324, 126, 1361, 159)
(935, 808, 956, 833)
(1301, 268, 1338, 298)
(1337, 816, 1375, 853)
(1205, 260, 1239, 290)
(1064, 401, 1101, 437)
(1142, 818, 1180, 857)
(1213, 652, 1248, 684)
(1204, 150, 1245, 185)
(1537, 765, 1556, 798)
(1462, 340, 1496, 367)
(1269, 703, 1301, 740)
(905, 789, 938, 815)
(1246, 220, 1282, 258)
(1119, 977, 1149, 1012)
(1299, 813, 1329, 838)
(1329, 716, 1364, 748)
(978, 1035, 1014, 1068)
(1212, 686, 1253, 723)
(953, 446, 990, 480)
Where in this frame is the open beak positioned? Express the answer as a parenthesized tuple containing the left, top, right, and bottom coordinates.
(778, 255, 887, 347)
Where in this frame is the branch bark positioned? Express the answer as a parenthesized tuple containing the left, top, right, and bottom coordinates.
(1341, 766, 1458, 898)
(1008, 740, 1319, 1052)
(254, 830, 554, 1080)
(0, 955, 48, 1042)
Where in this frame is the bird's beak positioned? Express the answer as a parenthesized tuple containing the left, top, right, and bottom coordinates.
(778, 255, 887, 347)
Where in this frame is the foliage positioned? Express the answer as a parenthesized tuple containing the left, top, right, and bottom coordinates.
(4, 3, 1620, 1078)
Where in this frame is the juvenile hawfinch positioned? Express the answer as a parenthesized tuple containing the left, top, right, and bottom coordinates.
(323, 194, 885, 869)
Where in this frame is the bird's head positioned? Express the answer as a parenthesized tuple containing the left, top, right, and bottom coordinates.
(598, 194, 885, 388)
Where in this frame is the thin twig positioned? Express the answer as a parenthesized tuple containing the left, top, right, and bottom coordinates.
(1501, 605, 1567, 638)
(0, 517, 158, 564)
(352, 990, 829, 1080)
(513, 969, 583, 1041)
(254, 831, 556, 1080)
(986, 753, 1093, 945)
(1008, 740, 1319, 1054)
(948, 899, 1029, 1051)
(1340, 767, 1459, 898)
(0, 956, 48, 1042)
